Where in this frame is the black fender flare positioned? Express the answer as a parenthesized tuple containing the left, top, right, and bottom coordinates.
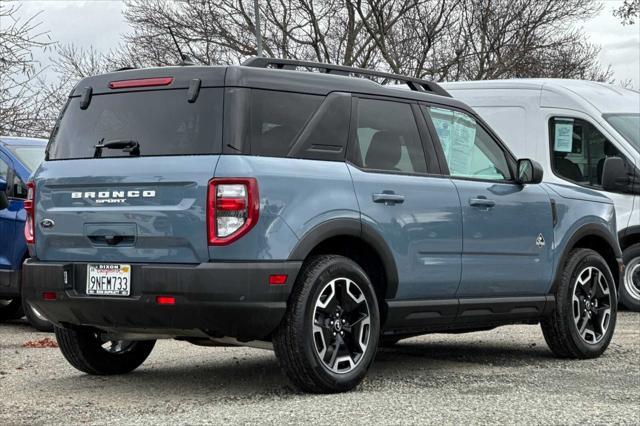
(551, 223, 623, 292)
(288, 218, 399, 299)
(619, 225, 640, 251)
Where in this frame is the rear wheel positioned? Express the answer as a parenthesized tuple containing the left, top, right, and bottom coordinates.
(55, 326, 155, 375)
(0, 299, 24, 321)
(23, 298, 53, 332)
(620, 244, 640, 312)
(273, 255, 380, 393)
(541, 249, 617, 359)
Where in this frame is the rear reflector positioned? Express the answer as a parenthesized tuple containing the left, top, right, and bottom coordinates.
(156, 295, 176, 305)
(42, 292, 56, 301)
(269, 274, 288, 285)
(109, 77, 173, 89)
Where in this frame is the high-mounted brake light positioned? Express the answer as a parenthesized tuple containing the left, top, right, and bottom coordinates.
(24, 181, 35, 244)
(207, 178, 259, 245)
(108, 77, 173, 89)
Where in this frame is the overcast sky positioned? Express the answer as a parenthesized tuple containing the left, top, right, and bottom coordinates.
(13, 0, 640, 88)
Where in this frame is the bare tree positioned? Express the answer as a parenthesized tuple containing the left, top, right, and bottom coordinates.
(118, 0, 611, 83)
(613, 0, 639, 25)
(0, 1, 53, 136)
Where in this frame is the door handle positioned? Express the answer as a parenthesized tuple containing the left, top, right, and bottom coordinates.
(469, 196, 496, 208)
(372, 192, 405, 205)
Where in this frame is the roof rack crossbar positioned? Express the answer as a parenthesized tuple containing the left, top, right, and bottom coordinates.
(242, 57, 451, 97)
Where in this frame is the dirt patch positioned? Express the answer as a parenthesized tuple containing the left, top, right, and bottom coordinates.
(22, 337, 58, 348)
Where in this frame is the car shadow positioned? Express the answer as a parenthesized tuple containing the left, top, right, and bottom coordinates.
(43, 337, 559, 398)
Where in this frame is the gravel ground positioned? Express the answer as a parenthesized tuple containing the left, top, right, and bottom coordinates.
(0, 312, 638, 425)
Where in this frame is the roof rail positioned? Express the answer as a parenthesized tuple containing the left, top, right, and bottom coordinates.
(242, 57, 451, 98)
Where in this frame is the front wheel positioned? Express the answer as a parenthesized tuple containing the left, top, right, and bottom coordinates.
(620, 244, 640, 312)
(541, 249, 617, 359)
(273, 255, 380, 393)
(55, 326, 155, 375)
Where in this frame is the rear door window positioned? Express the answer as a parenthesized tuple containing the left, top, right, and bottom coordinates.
(352, 98, 427, 174)
(47, 88, 223, 160)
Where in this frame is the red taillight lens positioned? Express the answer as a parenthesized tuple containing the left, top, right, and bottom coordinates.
(24, 181, 35, 244)
(207, 178, 259, 245)
(108, 77, 173, 89)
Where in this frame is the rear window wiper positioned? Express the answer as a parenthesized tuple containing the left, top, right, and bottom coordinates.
(94, 138, 140, 158)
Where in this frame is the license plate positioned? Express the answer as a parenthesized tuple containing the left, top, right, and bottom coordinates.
(86, 264, 131, 296)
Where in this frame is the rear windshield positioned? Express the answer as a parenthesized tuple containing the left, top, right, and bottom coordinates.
(47, 88, 223, 160)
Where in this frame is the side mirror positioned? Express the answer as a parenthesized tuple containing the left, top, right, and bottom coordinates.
(602, 157, 640, 195)
(516, 159, 543, 184)
(0, 178, 8, 210)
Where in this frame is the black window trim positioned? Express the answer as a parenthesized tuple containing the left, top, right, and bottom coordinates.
(547, 115, 635, 191)
(419, 101, 520, 185)
(345, 94, 443, 178)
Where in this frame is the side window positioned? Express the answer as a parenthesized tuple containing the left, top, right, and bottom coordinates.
(423, 106, 512, 181)
(353, 98, 427, 174)
(550, 117, 623, 187)
(13, 175, 27, 199)
(249, 90, 323, 157)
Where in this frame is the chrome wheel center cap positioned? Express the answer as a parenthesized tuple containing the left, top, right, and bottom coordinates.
(334, 321, 343, 332)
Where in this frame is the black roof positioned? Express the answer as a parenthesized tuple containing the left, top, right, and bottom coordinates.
(70, 59, 469, 110)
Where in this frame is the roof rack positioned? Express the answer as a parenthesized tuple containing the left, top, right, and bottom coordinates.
(242, 57, 451, 98)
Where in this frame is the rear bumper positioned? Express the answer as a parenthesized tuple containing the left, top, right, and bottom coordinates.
(22, 259, 301, 341)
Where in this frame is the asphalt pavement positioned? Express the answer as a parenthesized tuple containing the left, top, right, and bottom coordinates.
(1, 312, 638, 425)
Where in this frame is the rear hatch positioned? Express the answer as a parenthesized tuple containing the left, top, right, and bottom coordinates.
(33, 67, 225, 263)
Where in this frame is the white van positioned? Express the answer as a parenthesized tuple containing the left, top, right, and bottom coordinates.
(441, 79, 639, 311)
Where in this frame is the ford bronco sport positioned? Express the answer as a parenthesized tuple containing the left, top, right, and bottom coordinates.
(23, 58, 624, 393)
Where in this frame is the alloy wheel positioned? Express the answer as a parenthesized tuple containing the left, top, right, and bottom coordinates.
(312, 278, 371, 374)
(96, 333, 135, 354)
(572, 266, 612, 344)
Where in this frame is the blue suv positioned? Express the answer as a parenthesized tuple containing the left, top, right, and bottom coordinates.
(23, 59, 624, 393)
(0, 136, 52, 331)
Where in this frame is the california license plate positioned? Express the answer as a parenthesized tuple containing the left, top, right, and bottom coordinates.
(86, 264, 131, 296)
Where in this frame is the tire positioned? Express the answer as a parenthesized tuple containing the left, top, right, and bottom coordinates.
(23, 299, 54, 332)
(620, 244, 640, 312)
(0, 299, 24, 321)
(541, 248, 617, 359)
(273, 255, 380, 393)
(54, 326, 156, 375)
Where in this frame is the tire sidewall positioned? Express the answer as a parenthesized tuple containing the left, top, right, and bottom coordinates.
(562, 250, 617, 356)
(301, 258, 380, 389)
(620, 244, 640, 311)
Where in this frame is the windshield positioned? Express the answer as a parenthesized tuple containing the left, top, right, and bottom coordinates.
(9, 146, 45, 172)
(604, 114, 640, 152)
(47, 88, 223, 160)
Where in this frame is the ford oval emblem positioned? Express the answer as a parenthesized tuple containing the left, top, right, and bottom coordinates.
(40, 218, 55, 228)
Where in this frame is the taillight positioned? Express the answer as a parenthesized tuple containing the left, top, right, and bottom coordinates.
(207, 178, 259, 245)
(24, 181, 35, 244)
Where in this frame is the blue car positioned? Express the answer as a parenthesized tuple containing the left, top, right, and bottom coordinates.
(23, 59, 625, 392)
(0, 136, 51, 331)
